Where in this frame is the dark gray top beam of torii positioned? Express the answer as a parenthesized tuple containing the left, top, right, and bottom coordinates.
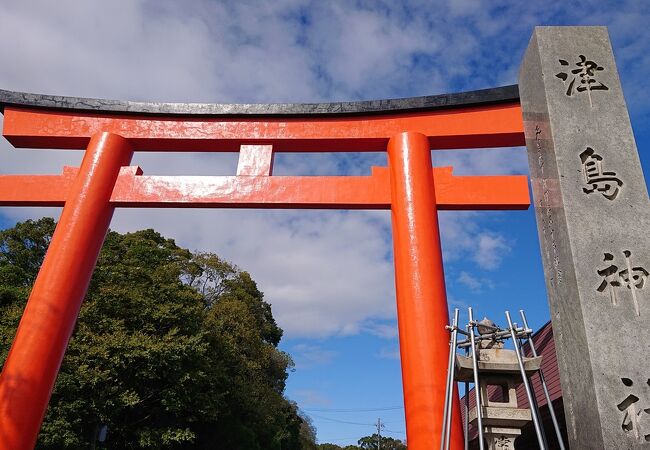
(0, 85, 519, 116)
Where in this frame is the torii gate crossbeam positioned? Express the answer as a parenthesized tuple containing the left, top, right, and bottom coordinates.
(0, 86, 528, 450)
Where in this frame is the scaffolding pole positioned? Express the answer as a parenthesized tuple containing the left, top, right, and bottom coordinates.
(468, 307, 485, 450)
(519, 310, 566, 450)
(441, 309, 460, 450)
(505, 311, 547, 450)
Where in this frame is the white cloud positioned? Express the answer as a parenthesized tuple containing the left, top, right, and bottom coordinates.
(378, 345, 400, 360)
(292, 389, 331, 407)
(473, 233, 511, 270)
(438, 211, 514, 272)
(432, 147, 529, 176)
(361, 321, 399, 340)
(290, 343, 338, 368)
(457, 271, 495, 293)
(457, 271, 482, 291)
(447, 295, 470, 312)
(0, 0, 647, 340)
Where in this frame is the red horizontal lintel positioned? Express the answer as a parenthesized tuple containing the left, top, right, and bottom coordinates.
(2, 103, 525, 152)
(0, 166, 529, 210)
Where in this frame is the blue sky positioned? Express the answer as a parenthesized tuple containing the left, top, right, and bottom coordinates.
(0, 0, 648, 446)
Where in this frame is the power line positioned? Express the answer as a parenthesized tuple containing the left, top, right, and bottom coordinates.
(308, 412, 406, 446)
(308, 413, 375, 426)
(319, 435, 366, 443)
(303, 406, 403, 412)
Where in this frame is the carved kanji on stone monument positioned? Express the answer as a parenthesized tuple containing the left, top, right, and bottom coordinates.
(597, 253, 623, 305)
(617, 377, 650, 443)
(556, 55, 609, 97)
(597, 250, 648, 316)
(580, 147, 623, 200)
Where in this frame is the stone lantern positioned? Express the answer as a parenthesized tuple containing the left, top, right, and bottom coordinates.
(455, 320, 543, 450)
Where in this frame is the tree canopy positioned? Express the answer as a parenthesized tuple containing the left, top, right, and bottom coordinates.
(316, 434, 407, 450)
(0, 218, 314, 449)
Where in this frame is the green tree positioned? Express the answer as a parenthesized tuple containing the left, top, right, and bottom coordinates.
(0, 219, 314, 449)
(297, 409, 318, 450)
(316, 444, 359, 450)
(0, 218, 57, 364)
(357, 434, 406, 450)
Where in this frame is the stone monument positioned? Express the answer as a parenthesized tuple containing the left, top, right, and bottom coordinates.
(519, 26, 650, 449)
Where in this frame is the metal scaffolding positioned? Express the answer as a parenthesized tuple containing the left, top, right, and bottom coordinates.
(440, 308, 566, 450)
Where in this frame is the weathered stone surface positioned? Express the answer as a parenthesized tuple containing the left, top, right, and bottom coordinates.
(519, 26, 650, 449)
(484, 429, 520, 450)
(469, 406, 532, 428)
(0, 85, 519, 116)
(455, 353, 541, 380)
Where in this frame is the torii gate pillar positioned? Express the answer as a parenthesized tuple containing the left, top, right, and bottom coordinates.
(389, 132, 463, 449)
(0, 133, 133, 449)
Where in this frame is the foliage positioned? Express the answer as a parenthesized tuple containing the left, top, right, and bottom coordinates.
(0, 219, 313, 449)
(316, 444, 359, 450)
(317, 434, 406, 450)
(296, 407, 318, 450)
(357, 434, 406, 450)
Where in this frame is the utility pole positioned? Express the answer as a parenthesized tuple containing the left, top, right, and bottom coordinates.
(376, 418, 384, 450)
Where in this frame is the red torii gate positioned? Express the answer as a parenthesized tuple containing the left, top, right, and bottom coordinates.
(0, 86, 529, 450)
